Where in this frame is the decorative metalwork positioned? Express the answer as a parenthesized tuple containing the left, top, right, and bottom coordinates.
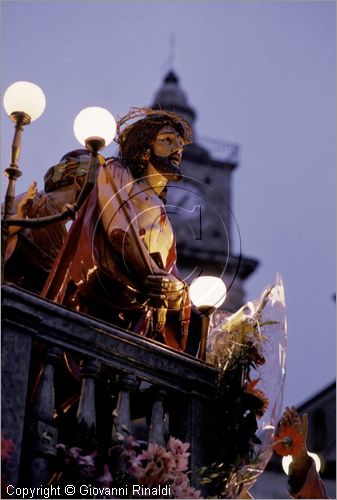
(197, 135, 240, 164)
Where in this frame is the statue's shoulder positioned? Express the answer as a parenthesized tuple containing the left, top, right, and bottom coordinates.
(99, 157, 133, 192)
(105, 156, 125, 170)
(104, 157, 129, 176)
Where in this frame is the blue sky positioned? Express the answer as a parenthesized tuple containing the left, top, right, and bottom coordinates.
(1, 0, 336, 409)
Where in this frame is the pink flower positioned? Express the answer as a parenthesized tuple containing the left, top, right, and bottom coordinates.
(65, 446, 96, 475)
(131, 443, 175, 486)
(167, 437, 190, 455)
(128, 451, 147, 476)
(167, 437, 190, 473)
(68, 447, 82, 460)
(97, 464, 113, 487)
(77, 450, 97, 468)
(1, 435, 14, 462)
(172, 472, 202, 499)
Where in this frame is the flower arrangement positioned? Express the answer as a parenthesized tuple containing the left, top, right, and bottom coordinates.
(198, 275, 287, 498)
(50, 433, 201, 499)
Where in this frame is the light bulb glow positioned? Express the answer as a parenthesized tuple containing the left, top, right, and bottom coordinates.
(282, 452, 321, 475)
(189, 276, 227, 308)
(3, 81, 46, 121)
(73, 106, 116, 146)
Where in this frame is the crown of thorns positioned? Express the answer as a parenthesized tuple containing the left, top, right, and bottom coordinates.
(116, 107, 193, 146)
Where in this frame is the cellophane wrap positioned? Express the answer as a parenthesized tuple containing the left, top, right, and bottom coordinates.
(205, 274, 287, 497)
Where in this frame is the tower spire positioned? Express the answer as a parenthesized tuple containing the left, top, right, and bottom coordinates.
(161, 32, 176, 74)
(151, 69, 196, 126)
(168, 32, 176, 69)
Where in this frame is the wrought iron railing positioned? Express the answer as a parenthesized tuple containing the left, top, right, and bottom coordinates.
(197, 135, 240, 164)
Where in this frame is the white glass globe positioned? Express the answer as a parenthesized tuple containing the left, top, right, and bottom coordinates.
(3, 81, 46, 121)
(282, 452, 321, 475)
(189, 276, 227, 308)
(73, 106, 116, 146)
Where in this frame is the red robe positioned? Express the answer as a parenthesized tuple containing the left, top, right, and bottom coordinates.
(289, 462, 328, 499)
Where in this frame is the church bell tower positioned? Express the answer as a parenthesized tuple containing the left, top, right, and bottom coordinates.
(151, 71, 258, 311)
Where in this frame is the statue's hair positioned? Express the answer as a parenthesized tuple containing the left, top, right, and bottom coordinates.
(116, 107, 192, 178)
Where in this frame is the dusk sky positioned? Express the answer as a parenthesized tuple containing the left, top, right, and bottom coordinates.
(1, 1, 335, 410)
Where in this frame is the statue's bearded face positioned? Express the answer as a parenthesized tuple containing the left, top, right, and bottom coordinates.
(149, 125, 185, 181)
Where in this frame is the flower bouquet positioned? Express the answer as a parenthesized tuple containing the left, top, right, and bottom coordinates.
(199, 274, 287, 498)
(50, 433, 201, 498)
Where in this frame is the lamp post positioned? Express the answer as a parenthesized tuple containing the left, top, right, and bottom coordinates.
(2, 81, 46, 280)
(189, 276, 227, 361)
(73, 106, 116, 209)
(2, 81, 46, 219)
(1, 101, 116, 283)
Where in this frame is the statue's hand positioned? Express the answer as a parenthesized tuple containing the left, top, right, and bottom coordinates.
(276, 406, 308, 461)
(145, 273, 186, 310)
(17, 181, 38, 216)
(7, 181, 38, 236)
(276, 408, 313, 493)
